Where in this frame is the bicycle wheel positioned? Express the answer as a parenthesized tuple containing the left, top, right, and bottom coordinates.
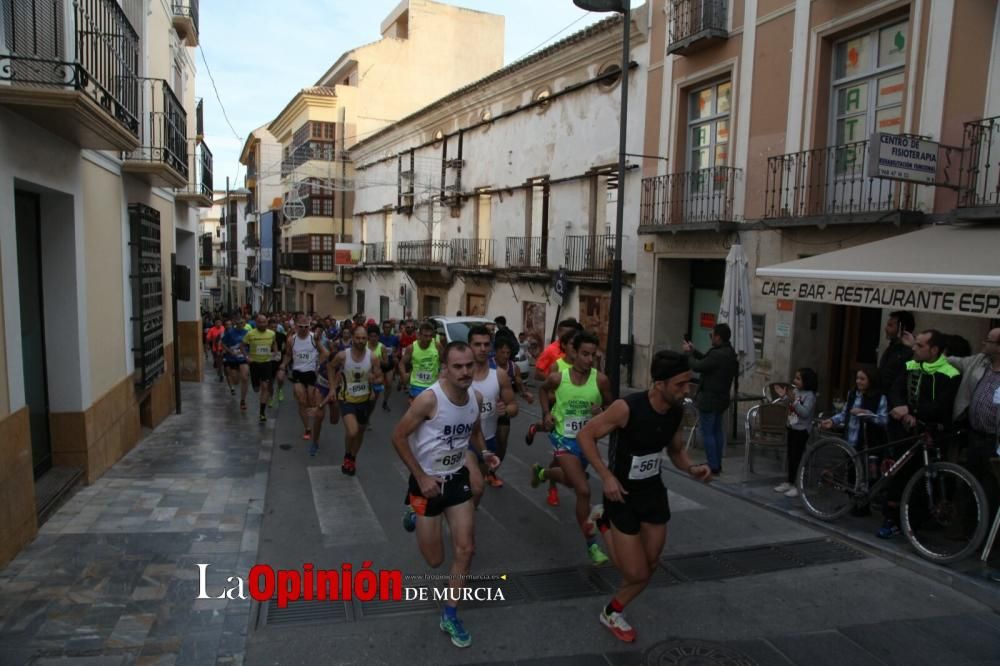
(797, 437, 860, 521)
(901, 462, 989, 564)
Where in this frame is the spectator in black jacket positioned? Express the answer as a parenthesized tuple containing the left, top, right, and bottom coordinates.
(877, 329, 962, 539)
(879, 310, 915, 396)
(493, 316, 520, 358)
(683, 324, 739, 476)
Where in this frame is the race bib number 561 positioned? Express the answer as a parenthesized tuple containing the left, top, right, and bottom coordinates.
(628, 452, 661, 480)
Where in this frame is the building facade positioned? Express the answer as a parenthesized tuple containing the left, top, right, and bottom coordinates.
(0, 0, 213, 565)
(248, 0, 505, 316)
(240, 126, 283, 311)
(350, 14, 649, 365)
(635, 0, 1000, 402)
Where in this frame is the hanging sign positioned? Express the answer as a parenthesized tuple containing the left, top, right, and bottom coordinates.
(866, 132, 938, 184)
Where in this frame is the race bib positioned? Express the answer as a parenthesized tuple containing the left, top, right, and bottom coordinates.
(430, 450, 466, 475)
(481, 400, 495, 417)
(416, 370, 434, 383)
(347, 382, 368, 397)
(295, 351, 311, 362)
(628, 452, 661, 480)
(563, 416, 588, 438)
(256, 344, 271, 356)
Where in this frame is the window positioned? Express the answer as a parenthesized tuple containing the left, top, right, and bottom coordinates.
(598, 64, 622, 90)
(687, 80, 731, 171)
(831, 20, 908, 171)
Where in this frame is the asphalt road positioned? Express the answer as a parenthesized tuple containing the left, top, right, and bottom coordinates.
(245, 383, 1000, 666)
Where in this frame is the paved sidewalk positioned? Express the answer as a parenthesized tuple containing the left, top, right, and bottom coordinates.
(681, 438, 1000, 610)
(0, 371, 273, 665)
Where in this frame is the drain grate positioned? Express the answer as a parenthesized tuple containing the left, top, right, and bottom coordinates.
(518, 567, 607, 601)
(258, 538, 865, 627)
(264, 599, 350, 626)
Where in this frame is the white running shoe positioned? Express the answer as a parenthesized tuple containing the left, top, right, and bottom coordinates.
(784, 487, 800, 498)
(773, 482, 793, 493)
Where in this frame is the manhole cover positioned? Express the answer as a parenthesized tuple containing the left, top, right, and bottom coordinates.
(645, 640, 757, 666)
(279, 444, 292, 450)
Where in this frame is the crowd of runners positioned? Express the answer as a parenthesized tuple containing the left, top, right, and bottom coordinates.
(203, 311, 711, 649)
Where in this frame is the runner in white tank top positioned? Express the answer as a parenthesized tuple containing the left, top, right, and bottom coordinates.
(391, 341, 498, 649)
(467, 324, 519, 490)
(280, 315, 330, 447)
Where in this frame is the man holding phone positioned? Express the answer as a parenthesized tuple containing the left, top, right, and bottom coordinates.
(682, 324, 738, 476)
(879, 311, 915, 398)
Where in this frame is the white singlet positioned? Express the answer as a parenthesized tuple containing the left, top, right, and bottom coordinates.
(471, 368, 500, 440)
(290, 334, 319, 373)
(408, 383, 480, 477)
(342, 347, 373, 403)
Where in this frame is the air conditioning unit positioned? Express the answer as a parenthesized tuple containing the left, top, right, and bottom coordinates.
(334, 283, 348, 296)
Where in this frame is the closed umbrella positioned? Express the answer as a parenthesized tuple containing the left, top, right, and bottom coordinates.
(718, 243, 756, 437)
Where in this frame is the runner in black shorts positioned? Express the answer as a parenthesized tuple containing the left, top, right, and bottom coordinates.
(577, 350, 712, 643)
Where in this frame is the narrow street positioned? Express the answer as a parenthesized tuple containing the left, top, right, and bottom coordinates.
(1, 375, 999, 664)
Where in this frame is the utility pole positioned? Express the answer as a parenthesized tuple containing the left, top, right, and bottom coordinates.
(225, 176, 231, 313)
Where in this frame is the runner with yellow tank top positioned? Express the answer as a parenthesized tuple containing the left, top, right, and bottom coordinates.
(532, 332, 614, 565)
(329, 325, 383, 476)
(243, 314, 277, 423)
(402, 321, 444, 403)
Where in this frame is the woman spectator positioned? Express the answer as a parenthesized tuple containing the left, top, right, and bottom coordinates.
(772, 367, 819, 498)
(819, 368, 887, 449)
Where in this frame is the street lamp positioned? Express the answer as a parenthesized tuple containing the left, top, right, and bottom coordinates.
(573, 0, 630, 398)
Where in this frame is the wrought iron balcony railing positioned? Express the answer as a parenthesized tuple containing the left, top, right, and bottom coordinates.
(504, 236, 547, 271)
(397, 240, 451, 266)
(764, 140, 922, 220)
(451, 238, 494, 269)
(0, 0, 140, 144)
(959, 116, 1000, 210)
(124, 78, 188, 184)
(176, 139, 213, 205)
(364, 242, 392, 264)
(195, 97, 204, 138)
(667, 0, 728, 56)
(564, 234, 616, 278)
(280, 253, 333, 272)
(641, 166, 740, 227)
(171, 0, 199, 45)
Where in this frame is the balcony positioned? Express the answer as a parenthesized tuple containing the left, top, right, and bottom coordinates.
(0, 0, 140, 150)
(564, 234, 616, 280)
(397, 240, 451, 266)
(176, 139, 213, 207)
(280, 253, 333, 272)
(504, 236, 547, 272)
(958, 116, 1000, 220)
(763, 140, 924, 226)
(195, 98, 204, 139)
(640, 167, 740, 231)
(123, 78, 188, 188)
(171, 0, 199, 46)
(667, 0, 728, 57)
(363, 242, 393, 266)
(451, 238, 494, 270)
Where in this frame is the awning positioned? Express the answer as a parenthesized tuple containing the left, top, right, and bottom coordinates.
(756, 225, 1000, 318)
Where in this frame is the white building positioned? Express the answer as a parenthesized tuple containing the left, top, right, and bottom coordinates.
(350, 13, 649, 363)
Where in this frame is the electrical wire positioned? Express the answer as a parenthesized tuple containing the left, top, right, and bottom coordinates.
(198, 42, 243, 143)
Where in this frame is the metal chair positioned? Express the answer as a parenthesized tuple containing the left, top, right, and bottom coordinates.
(743, 402, 788, 480)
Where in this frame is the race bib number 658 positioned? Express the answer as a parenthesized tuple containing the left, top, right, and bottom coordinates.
(431, 451, 466, 475)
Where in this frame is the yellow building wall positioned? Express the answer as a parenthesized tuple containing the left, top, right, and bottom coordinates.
(82, 161, 128, 400)
(146, 5, 174, 82)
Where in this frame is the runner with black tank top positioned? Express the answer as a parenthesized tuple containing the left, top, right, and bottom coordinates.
(577, 350, 712, 643)
(391, 341, 498, 649)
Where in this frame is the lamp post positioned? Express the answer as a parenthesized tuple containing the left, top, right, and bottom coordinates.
(573, 0, 630, 398)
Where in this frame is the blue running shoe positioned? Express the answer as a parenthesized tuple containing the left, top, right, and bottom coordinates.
(402, 508, 417, 533)
(876, 518, 900, 539)
(440, 613, 471, 648)
(309, 442, 318, 457)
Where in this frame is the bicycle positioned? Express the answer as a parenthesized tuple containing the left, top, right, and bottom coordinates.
(797, 418, 989, 564)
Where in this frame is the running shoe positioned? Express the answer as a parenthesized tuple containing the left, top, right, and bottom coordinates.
(259, 413, 267, 423)
(530, 463, 545, 489)
(439, 614, 472, 648)
(588, 543, 609, 566)
(303, 430, 311, 441)
(599, 609, 636, 642)
(876, 518, 900, 539)
(525, 423, 537, 446)
(308, 442, 318, 457)
(402, 508, 417, 533)
(230, 387, 235, 396)
(268, 397, 276, 409)
(546, 487, 560, 507)
(277, 388, 284, 402)
(342, 457, 356, 476)
(486, 472, 504, 488)
(382, 401, 391, 412)
(773, 482, 793, 493)
(240, 400, 247, 411)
